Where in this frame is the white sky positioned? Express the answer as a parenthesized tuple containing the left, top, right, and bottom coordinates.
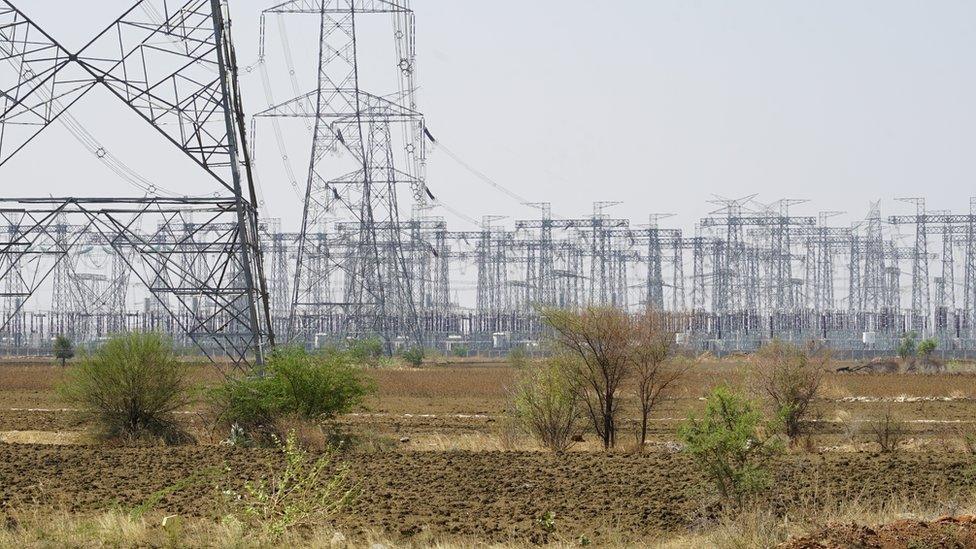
(12, 1, 976, 232)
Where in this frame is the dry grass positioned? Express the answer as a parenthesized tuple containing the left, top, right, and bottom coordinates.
(5, 490, 976, 549)
(658, 490, 976, 549)
(0, 430, 87, 445)
(370, 367, 515, 400)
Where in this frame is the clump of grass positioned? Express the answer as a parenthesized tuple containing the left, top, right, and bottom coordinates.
(221, 430, 356, 540)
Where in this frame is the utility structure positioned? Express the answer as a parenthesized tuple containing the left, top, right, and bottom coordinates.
(889, 203, 976, 337)
(0, 0, 273, 365)
(256, 0, 427, 350)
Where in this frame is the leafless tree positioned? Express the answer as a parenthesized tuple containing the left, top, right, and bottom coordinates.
(542, 307, 632, 449)
(869, 404, 909, 453)
(630, 310, 684, 449)
(751, 340, 828, 441)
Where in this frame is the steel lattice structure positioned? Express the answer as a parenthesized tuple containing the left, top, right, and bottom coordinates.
(255, 0, 426, 350)
(0, 0, 273, 366)
(4, 2, 976, 359)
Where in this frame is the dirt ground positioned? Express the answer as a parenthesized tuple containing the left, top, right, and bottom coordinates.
(781, 516, 976, 549)
(2, 357, 976, 545)
(1, 444, 975, 544)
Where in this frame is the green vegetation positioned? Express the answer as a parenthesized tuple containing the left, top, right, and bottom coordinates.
(897, 332, 918, 360)
(917, 338, 937, 359)
(679, 386, 783, 507)
(401, 346, 425, 367)
(210, 346, 374, 444)
(53, 334, 74, 366)
(346, 336, 385, 368)
(58, 332, 191, 444)
(511, 358, 582, 453)
(222, 431, 356, 540)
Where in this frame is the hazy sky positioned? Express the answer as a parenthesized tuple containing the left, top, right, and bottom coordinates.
(13, 1, 976, 232)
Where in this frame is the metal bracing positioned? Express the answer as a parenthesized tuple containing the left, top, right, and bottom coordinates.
(257, 0, 425, 350)
(0, 0, 272, 366)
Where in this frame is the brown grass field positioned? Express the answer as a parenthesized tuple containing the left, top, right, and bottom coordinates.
(2, 356, 976, 547)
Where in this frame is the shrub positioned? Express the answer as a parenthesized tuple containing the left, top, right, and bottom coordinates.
(917, 338, 937, 359)
(750, 340, 827, 441)
(53, 335, 74, 366)
(897, 332, 918, 360)
(511, 358, 582, 453)
(222, 430, 356, 540)
(955, 425, 976, 455)
(679, 386, 783, 507)
(402, 346, 424, 367)
(58, 332, 191, 444)
(452, 345, 469, 358)
(347, 337, 384, 368)
(868, 405, 908, 453)
(508, 346, 528, 369)
(210, 347, 373, 443)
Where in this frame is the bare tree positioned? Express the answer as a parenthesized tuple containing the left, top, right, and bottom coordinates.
(751, 340, 828, 441)
(630, 310, 684, 449)
(869, 404, 909, 453)
(542, 307, 633, 450)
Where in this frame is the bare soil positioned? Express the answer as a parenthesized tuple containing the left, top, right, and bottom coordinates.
(0, 444, 974, 543)
(782, 516, 976, 548)
(3, 358, 976, 543)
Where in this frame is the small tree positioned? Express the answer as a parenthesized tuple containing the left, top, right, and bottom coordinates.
(751, 340, 827, 441)
(53, 335, 74, 367)
(678, 386, 783, 507)
(542, 307, 633, 450)
(897, 332, 918, 360)
(917, 338, 937, 360)
(630, 310, 683, 449)
(58, 332, 191, 443)
(511, 358, 582, 452)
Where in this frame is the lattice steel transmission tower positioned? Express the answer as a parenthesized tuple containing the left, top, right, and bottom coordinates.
(0, 0, 273, 366)
(256, 1, 427, 349)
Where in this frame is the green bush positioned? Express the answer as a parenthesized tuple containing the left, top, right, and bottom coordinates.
(211, 347, 373, 443)
(402, 346, 424, 367)
(53, 334, 74, 366)
(347, 337, 385, 368)
(452, 345, 470, 358)
(58, 332, 191, 444)
(917, 338, 937, 359)
(678, 386, 782, 507)
(897, 332, 918, 360)
(511, 358, 582, 453)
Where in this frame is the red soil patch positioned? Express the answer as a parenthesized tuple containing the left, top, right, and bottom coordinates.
(783, 516, 976, 548)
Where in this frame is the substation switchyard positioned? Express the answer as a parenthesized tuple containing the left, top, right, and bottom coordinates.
(1, 1, 976, 360)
